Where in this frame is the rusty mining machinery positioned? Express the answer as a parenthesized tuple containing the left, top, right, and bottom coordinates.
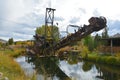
(28, 8, 107, 56)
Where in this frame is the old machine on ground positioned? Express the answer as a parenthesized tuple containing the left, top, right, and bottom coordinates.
(27, 8, 107, 56)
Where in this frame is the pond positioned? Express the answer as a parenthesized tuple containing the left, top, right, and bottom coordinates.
(15, 56, 120, 80)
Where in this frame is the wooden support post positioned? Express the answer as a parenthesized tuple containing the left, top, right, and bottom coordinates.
(110, 39, 113, 55)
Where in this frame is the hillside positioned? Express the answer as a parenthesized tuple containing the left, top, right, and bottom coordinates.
(0, 39, 7, 43)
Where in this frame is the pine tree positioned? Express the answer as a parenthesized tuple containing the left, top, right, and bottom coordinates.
(8, 38, 14, 45)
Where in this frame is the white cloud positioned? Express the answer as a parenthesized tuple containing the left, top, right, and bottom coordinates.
(0, 0, 120, 41)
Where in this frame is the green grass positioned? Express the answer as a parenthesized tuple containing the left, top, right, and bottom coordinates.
(86, 53, 120, 66)
(0, 47, 36, 80)
(0, 53, 29, 80)
(0, 48, 25, 58)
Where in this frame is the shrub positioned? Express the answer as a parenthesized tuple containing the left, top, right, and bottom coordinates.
(115, 52, 120, 57)
(96, 56, 108, 64)
(101, 56, 108, 63)
(96, 56, 101, 63)
(87, 55, 97, 61)
(116, 58, 120, 66)
(81, 46, 90, 59)
(87, 53, 120, 66)
(105, 56, 117, 65)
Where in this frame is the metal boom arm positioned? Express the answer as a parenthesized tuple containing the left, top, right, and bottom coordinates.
(47, 16, 107, 52)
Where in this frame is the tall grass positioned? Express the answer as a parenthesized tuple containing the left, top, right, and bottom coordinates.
(0, 53, 29, 80)
(0, 47, 36, 80)
(0, 48, 25, 58)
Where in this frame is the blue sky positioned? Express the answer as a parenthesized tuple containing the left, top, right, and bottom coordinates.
(0, 0, 120, 41)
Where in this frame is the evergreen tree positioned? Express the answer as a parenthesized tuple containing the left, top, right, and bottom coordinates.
(102, 27, 109, 38)
(94, 34, 101, 49)
(8, 38, 14, 45)
(101, 27, 109, 45)
(83, 35, 94, 51)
